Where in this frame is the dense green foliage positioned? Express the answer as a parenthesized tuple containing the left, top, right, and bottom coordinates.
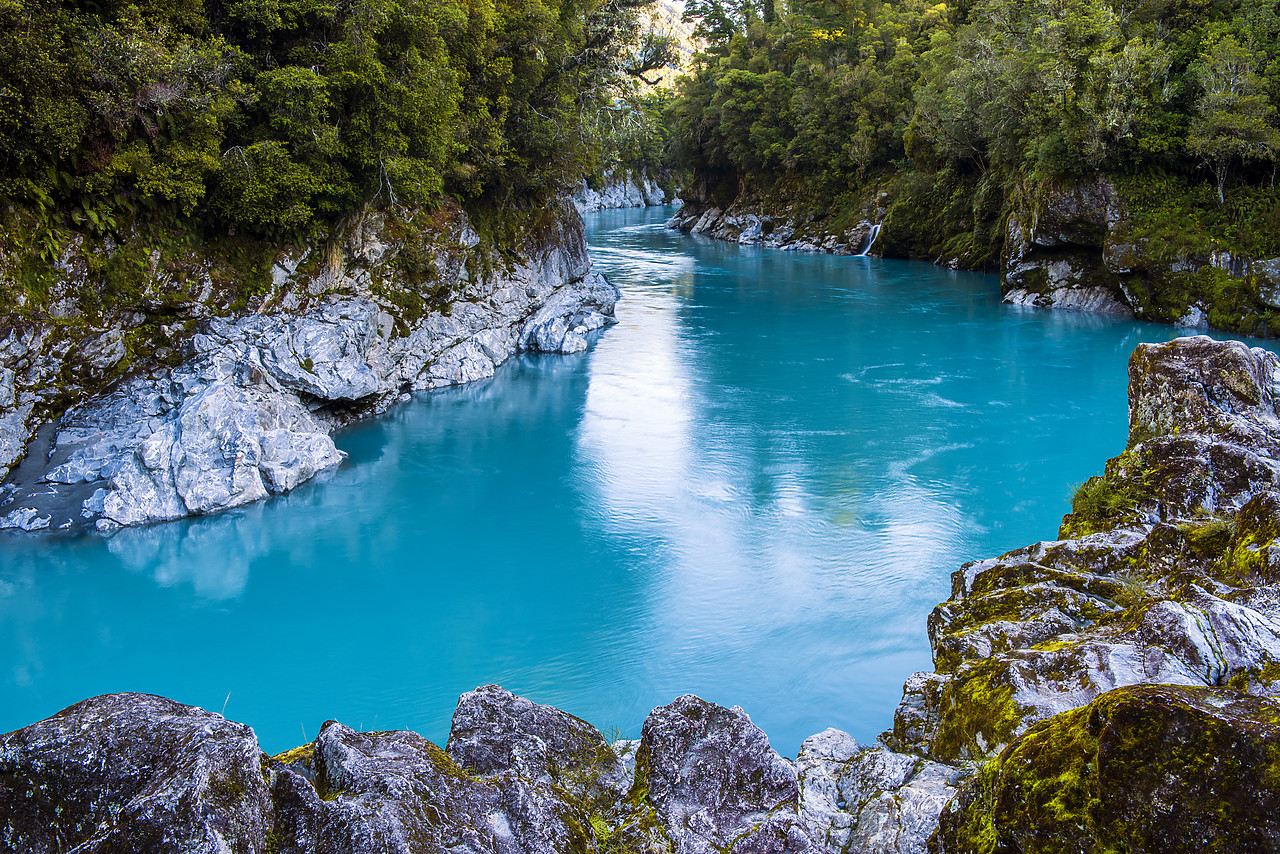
(669, 0, 1280, 260)
(0, 0, 665, 241)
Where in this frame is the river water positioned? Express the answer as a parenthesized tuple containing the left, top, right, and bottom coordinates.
(0, 206, 1256, 754)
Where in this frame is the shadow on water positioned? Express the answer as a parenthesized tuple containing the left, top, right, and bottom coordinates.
(0, 205, 1273, 754)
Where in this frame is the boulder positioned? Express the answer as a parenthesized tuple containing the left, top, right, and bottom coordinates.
(268, 722, 593, 854)
(447, 684, 627, 799)
(937, 684, 1280, 853)
(637, 694, 814, 854)
(796, 729, 964, 854)
(0, 693, 272, 854)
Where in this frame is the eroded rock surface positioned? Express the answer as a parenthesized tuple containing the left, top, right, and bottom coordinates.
(268, 722, 592, 854)
(637, 694, 815, 854)
(0, 203, 618, 531)
(938, 684, 1280, 853)
(573, 168, 673, 213)
(0, 693, 271, 854)
(667, 201, 882, 256)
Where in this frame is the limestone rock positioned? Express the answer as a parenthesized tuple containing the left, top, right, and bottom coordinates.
(667, 201, 878, 256)
(638, 694, 815, 854)
(2, 203, 619, 531)
(886, 336, 1280, 770)
(573, 169, 671, 213)
(0, 693, 272, 854)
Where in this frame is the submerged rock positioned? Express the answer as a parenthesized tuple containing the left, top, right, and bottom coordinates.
(0, 693, 272, 854)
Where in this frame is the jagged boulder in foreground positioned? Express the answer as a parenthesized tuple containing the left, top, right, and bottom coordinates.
(938, 684, 1280, 853)
(0, 693, 272, 853)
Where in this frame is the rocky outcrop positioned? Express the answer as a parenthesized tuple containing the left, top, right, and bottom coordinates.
(937, 684, 1280, 853)
(667, 199, 883, 256)
(0, 685, 976, 854)
(637, 694, 814, 854)
(0, 201, 619, 531)
(0, 693, 272, 853)
(857, 335, 1280, 849)
(796, 729, 963, 854)
(572, 168, 674, 214)
(1001, 177, 1136, 318)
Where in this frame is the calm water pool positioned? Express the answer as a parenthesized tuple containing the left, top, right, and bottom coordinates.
(0, 206, 1259, 753)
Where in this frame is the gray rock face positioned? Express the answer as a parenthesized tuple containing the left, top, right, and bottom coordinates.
(269, 722, 592, 854)
(447, 684, 627, 797)
(667, 201, 882, 256)
(638, 694, 815, 854)
(1, 204, 619, 532)
(883, 336, 1280, 773)
(797, 729, 964, 854)
(1000, 176, 1137, 317)
(0, 693, 272, 854)
(573, 168, 672, 213)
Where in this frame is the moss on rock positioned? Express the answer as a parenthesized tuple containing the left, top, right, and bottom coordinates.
(937, 684, 1280, 853)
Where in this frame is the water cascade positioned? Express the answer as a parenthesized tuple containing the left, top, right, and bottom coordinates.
(856, 223, 882, 256)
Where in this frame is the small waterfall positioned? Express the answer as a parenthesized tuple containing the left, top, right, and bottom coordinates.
(856, 223, 882, 256)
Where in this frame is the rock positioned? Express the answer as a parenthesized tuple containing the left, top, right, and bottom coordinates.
(1, 202, 619, 531)
(0, 693, 272, 854)
(1127, 336, 1280, 448)
(519, 272, 619, 354)
(447, 684, 627, 797)
(667, 200, 878, 256)
(269, 722, 594, 854)
(573, 168, 672, 213)
(637, 694, 815, 854)
(875, 334, 1280, 785)
(937, 684, 1280, 853)
(1002, 284, 1134, 317)
(0, 505, 51, 530)
(796, 729, 966, 854)
(1254, 258, 1280, 309)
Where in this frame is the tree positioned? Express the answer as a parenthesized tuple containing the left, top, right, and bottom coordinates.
(1187, 36, 1280, 204)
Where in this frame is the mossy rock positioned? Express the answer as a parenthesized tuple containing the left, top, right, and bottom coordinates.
(936, 684, 1280, 853)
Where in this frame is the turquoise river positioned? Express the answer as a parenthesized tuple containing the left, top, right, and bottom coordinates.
(0, 206, 1265, 754)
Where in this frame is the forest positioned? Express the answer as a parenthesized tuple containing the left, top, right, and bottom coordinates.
(0, 0, 672, 243)
(666, 0, 1280, 270)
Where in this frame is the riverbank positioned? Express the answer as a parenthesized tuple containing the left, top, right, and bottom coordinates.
(5, 335, 1279, 852)
(0, 201, 618, 532)
(668, 173, 1280, 338)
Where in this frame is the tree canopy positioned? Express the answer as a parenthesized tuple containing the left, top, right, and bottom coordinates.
(0, 0, 666, 239)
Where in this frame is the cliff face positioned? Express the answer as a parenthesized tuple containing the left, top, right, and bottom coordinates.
(0, 200, 619, 532)
(1000, 176, 1280, 334)
(572, 168, 677, 214)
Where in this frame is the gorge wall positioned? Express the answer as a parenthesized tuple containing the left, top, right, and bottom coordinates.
(0, 201, 618, 532)
(571, 168, 679, 215)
